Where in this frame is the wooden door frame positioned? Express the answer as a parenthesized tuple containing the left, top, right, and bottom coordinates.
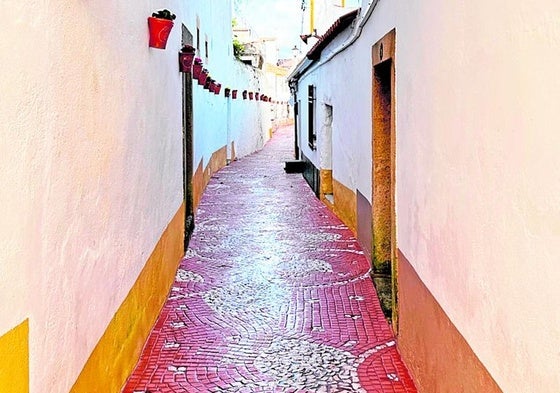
(371, 29, 397, 329)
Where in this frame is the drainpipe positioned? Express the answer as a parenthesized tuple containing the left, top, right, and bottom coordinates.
(318, 0, 380, 67)
(288, 0, 380, 82)
(310, 0, 315, 34)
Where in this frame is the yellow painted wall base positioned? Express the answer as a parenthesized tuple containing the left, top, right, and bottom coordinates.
(322, 177, 357, 234)
(193, 159, 204, 211)
(204, 146, 227, 188)
(193, 146, 228, 211)
(320, 169, 333, 195)
(70, 203, 185, 393)
(0, 320, 29, 393)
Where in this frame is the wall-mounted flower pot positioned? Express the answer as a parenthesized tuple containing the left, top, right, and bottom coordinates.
(178, 45, 196, 73)
(198, 69, 209, 85)
(148, 17, 174, 49)
(210, 80, 218, 94)
(255, 93, 260, 100)
(224, 87, 230, 97)
(204, 78, 213, 90)
(232, 90, 238, 99)
(192, 58, 203, 79)
(249, 92, 254, 100)
(242, 90, 247, 100)
(211, 82, 218, 94)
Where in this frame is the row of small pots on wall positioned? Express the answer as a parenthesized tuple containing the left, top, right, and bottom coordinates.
(147, 10, 285, 103)
(179, 46, 278, 102)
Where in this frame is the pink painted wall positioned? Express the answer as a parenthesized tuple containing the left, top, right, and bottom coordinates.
(296, 0, 560, 390)
(1, 2, 185, 391)
(394, 2, 560, 391)
(0, 1, 271, 392)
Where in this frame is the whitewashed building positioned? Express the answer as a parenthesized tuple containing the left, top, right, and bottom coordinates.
(289, 1, 560, 392)
(0, 1, 277, 392)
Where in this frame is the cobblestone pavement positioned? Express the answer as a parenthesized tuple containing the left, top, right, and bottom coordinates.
(122, 126, 417, 393)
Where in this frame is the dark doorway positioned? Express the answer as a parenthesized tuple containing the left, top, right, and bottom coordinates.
(182, 25, 195, 249)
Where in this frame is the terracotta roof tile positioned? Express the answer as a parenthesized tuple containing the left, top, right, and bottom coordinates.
(307, 9, 359, 61)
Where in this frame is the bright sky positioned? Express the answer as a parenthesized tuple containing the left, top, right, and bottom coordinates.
(234, 0, 302, 58)
(233, 0, 361, 58)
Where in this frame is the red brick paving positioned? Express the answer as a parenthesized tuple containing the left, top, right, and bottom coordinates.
(122, 126, 417, 393)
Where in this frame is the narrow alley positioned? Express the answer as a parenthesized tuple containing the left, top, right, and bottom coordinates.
(122, 126, 417, 393)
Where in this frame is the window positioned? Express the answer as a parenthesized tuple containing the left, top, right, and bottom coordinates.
(205, 38, 209, 60)
(307, 85, 316, 150)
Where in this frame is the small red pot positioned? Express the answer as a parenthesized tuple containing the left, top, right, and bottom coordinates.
(232, 90, 238, 99)
(255, 93, 260, 100)
(193, 58, 203, 79)
(148, 17, 174, 49)
(178, 46, 196, 73)
(242, 90, 247, 100)
(204, 78, 213, 90)
(198, 69, 209, 85)
(249, 92, 254, 100)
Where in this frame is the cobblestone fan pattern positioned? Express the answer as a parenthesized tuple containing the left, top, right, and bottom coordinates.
(123, 127, 417, 393)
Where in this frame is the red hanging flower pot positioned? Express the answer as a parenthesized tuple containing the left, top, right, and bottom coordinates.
(178, 45, 196, 73)
(204, 78, 213, 90)
(242, 90, 247, 100)
(232, 90, 238, 99)
(249, 92, 254, 100)
(198, 69, 209, 85)
(148, 10, 176, 49)
(255, 92, 260, 100)
(192, 58, 203, 79)
(215, 84, 222, 95)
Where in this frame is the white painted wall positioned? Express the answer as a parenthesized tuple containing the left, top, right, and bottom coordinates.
(294, 0, 560, 391)
(395, 2, 560, 392)
(228, 60, 270, 159)
(186, 0, 272, 168)
(0, 1, 270, 392)
(1, 2, 184, 391)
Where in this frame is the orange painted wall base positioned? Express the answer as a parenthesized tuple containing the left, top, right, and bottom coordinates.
(70, 203, 185, 393)
(193, 146, 228, 211)
(319, 169, 333, 195)
(0, 319, 29, 393)
(322, 177, 357, 234)
(397, 250, 503, 393)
